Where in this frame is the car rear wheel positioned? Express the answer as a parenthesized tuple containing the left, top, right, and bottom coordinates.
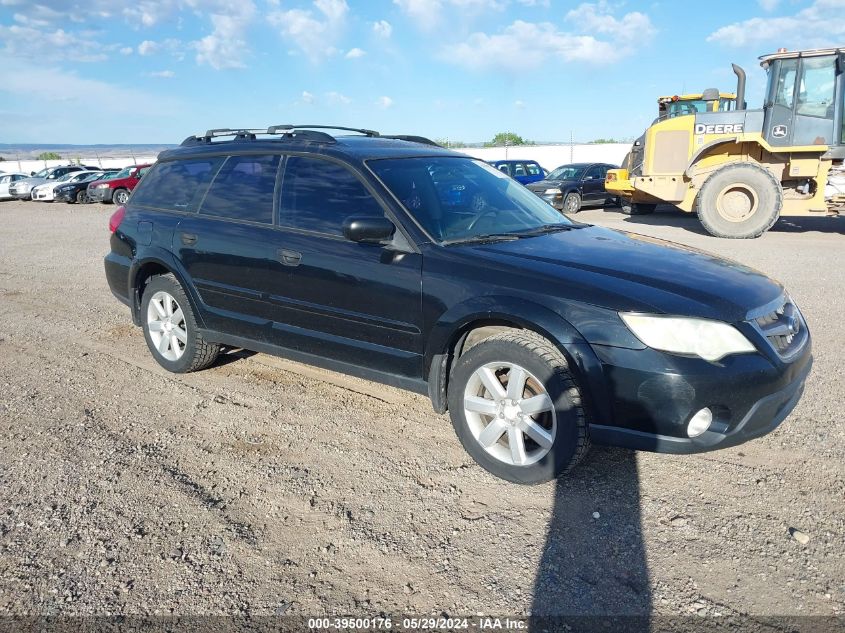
(141, 274, 220, 373)
(563, 192, 582, 214)
(113, 188, 129, 205)
(447, 330, 589, 484)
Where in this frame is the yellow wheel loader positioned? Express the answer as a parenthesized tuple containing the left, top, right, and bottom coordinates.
(606, 48, 845, 238)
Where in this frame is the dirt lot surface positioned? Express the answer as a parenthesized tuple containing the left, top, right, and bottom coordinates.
(0, 200, 843, 621)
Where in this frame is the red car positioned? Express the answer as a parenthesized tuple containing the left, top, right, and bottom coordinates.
(87, 164, 153, 204)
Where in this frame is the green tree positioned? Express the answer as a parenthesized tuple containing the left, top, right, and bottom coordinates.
(37, 151, 62, 160)
(486, 132, 526, 147)
(591, 138, 621, 144)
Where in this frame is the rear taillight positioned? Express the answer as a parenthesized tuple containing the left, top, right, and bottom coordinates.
(109, 206, 126, 233)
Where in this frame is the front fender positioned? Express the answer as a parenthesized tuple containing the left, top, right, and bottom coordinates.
(425, 296, 612, 423)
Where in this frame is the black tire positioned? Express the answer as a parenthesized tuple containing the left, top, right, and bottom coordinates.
(447, 330, 589, 484)
(75, 191, 87, 204)
(140, 274, 220, 373)
(619, 199, 656, 215)
(112, 188, 129, 205)
(695, 163, 782, 238)
(562, 192, 582, 214)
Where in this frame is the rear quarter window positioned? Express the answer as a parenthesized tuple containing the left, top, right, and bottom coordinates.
(130, 158, 224, 212)
(199, 154, 280, 224)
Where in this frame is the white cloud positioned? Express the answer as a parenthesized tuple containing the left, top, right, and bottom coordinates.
(758, 0, 779, 10)
(376, 96, 394, 109)
(300, 90, 316, 104)
(326, 91, 351, 104)
(514, 99, 525, 109)
(120, 46, 134, 55)
(345, 47, 365, 59)
(394, 0, 507, 30)
(146, 69, 176, 78)
(138, 40, 158, 55)
(270, 0, 349, 62)
(193, 0, 256, 69)
(515, 0, 550, 6)
(708, 0, 845, 47)
(0, 24, 113, 62)
(0, 57, 182, 115)
(372, 19, 392, 38)
(393, 0, 442, 30)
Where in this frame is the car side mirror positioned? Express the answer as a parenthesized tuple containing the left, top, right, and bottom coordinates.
(343, 216, 395, 244)
(30, 171, 35, 176)
(584, 175, 594, 181)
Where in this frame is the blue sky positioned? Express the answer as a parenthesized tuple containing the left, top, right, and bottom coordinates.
(0, 0, 843, 145)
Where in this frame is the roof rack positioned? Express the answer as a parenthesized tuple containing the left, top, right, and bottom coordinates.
(382, 135, 440, 147)
(267, 124, 380, 137)
(180, 124, 382, 147)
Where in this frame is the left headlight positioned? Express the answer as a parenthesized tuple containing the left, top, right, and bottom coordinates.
(543, 188, 561, 195)
(620, 313, 756, 362)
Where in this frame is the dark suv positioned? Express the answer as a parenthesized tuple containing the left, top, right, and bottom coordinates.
(105, 125, 812, 484)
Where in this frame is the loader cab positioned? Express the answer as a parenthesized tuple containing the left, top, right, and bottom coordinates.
(761, 49, 844, 152)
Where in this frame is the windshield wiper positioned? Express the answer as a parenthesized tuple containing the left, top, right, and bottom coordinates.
(441, 233, 524, 246)
(511, 224, 575, 236)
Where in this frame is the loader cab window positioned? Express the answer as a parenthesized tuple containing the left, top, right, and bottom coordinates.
(773, 58, 798, 109)
(796, 56, 836, 119)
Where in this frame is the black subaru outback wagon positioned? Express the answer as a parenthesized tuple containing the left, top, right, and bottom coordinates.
(105, 125, 812, 484)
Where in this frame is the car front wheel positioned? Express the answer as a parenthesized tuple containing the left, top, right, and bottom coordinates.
(447, 330, 589, 484)
(563, 192, 582, 214)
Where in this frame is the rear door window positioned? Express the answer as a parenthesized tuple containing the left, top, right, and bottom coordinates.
(131, 158, 224, 212)
(200, 154, 280, 224)
(279, 156, 382, 236)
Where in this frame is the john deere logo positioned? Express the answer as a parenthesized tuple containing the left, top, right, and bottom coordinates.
(772, 125, 788, 138)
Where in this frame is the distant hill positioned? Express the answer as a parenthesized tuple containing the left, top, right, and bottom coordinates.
(0, 144, 176, 160)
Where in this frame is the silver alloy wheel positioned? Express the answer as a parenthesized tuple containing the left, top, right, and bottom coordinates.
(463, 361, 556, 467)
(565, 194, 579, 213)
(114, 190, 129, 204)
(146, 290, 188, 361)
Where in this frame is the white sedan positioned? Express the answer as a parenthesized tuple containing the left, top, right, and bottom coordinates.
(31, 170, 102, 202)
(0, 172, 30, 200)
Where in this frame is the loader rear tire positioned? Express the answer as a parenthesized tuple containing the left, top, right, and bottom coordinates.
(695, 163, 782, 238)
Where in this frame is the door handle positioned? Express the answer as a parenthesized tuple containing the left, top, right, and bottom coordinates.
(278, 249, 302, 266)
(180, 232, 197, 246)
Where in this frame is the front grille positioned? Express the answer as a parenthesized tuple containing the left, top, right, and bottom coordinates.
(752, 299, 807, 359)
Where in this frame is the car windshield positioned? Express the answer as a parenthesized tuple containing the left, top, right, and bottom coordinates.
(546, 165, 586, 180)
(368, 156, 573, 243)
(32, 168, 50, 178)
(81, 172, 103, 182)
(114, 167, 133, 178)
(53, 172, 76, 183)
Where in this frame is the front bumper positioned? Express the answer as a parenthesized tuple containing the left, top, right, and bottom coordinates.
(587, 338, 812, 454)
(9, 186, 33, 199)
(55, 190, 76, 202)
(530, 189, 564, 210)
(32, 189, 54, 201)
(88, 187, 112, 202)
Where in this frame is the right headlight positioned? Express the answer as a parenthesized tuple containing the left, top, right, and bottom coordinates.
(543, 188, 561, 195)
(620, 313, 756, 362)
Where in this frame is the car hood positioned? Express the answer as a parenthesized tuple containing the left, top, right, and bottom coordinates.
(526, 178, 577, 191)
(462, 225, 783, 321)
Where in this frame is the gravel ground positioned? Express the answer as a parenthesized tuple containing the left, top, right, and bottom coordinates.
(0, 200, 842, 621)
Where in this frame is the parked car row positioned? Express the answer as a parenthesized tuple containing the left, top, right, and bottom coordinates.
(3, 163, 153, 204)
(490, 159, 620, 213)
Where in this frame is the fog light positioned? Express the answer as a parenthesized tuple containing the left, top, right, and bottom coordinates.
(687, 408, 713, 437)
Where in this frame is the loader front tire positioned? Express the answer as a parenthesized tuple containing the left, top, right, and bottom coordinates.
(695, 163, 782, 239)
